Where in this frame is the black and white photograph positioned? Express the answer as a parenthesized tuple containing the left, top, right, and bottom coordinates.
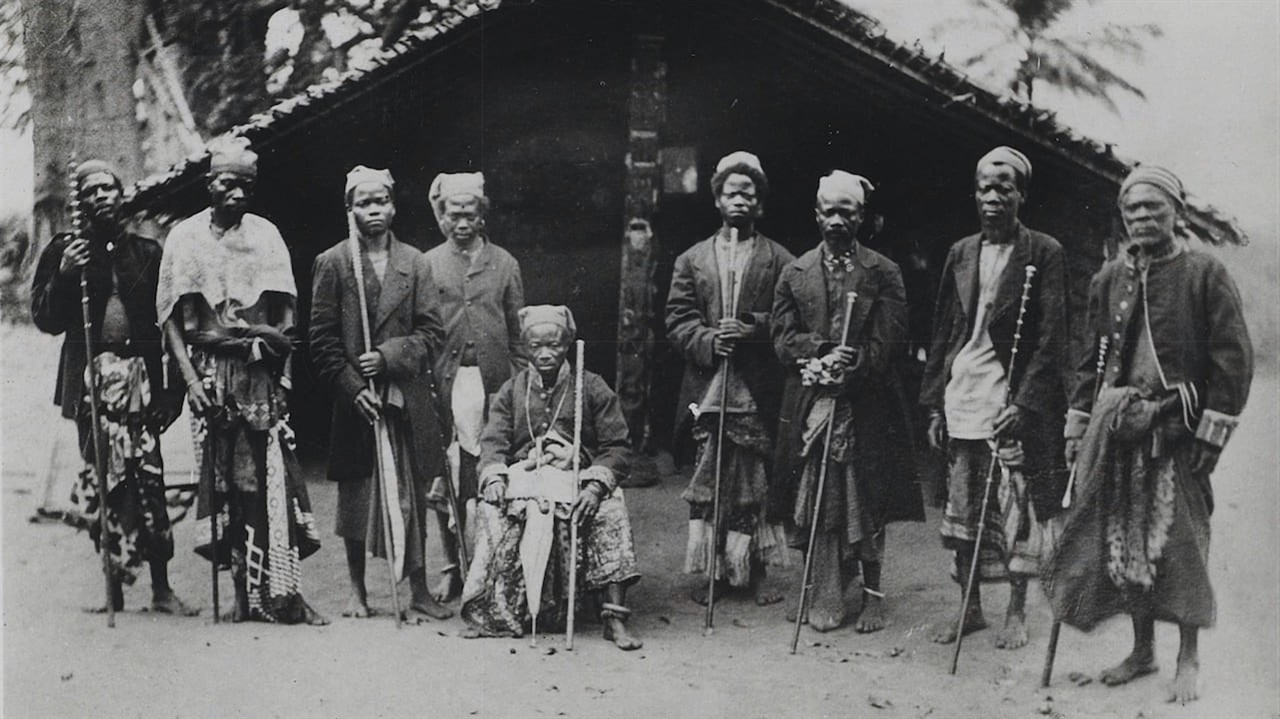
(1, 0, 1276, 716)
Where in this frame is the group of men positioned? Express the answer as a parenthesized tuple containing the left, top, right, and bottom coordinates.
(34, 137, 1252, 701)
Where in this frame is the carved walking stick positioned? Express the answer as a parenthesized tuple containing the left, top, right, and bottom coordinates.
(349, 231, 404, 629)
(790, 290, 858, 654)
(706, 229, 740, 636)
(950, 264, 1037, 674)
(69, 159, 116, 628)
(564, 339, 586, 650)
(1042, 333, 1109, 686)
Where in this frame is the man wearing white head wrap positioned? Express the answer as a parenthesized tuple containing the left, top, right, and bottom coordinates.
(422, 171, 526, 602)
(666, 150, 795, 607)
(461, 305, 643, 650)
(310, 165, 453, 621)
(771, 170, 924, 633)
(159, 136, 327, 625)
(1041, 165, 1251, 704)
(920, 145, 1069, 649)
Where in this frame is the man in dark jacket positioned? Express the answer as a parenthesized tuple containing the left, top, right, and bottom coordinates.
(772, 170, 925, 633)
(422, 171, 526, 601)
(31, 159, 192, 615)
(311, 166, 451, 621)
(1041, 166, 1252, 704)
(920, 146, 1069, 650)
(666, 151, 795, 606)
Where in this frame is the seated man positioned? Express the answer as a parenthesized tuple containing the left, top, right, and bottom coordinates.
(460, 305, 642, 650)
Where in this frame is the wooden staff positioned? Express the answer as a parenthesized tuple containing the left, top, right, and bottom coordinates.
(1042, 332, 1109, 686)
(205, 415, 220, 624)
(349, 232, 404, 629)
(790, 289, 858, 654)
(566, 338, 585, 650)
(69, 159, 116, 628)
(706, 229, 740, 636)
(950, 264, 1037, 675)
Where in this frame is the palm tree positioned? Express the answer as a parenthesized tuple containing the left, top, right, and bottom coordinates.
(932, 0, 1162, 112)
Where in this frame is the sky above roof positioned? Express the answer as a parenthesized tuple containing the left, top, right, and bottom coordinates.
(3, 1, 1277, 235)
(848, 0, 1279, 235)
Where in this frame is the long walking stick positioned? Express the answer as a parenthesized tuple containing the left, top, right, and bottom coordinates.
(1042, 333, 1109, 686)
(69, 161, 115, 629)
(790, 290, 859, 654)
(349, 232, 404, 629)
(205, 423, 220, 624)
(706, 230, 740, 636)
(566, 339, 585, 650)
(949, 265, 1037, 675)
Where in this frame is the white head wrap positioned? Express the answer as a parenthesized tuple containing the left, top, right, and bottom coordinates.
(428, 172, 486, 223)
(817, 170, 875, 205)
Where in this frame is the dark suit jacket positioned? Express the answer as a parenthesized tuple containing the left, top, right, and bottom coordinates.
(919, 223, 1069, 517)
(665, 232, 794, 438)
(422, 239, 526, 413)
(770, 241, 924, 526)
(310, 236, 447, 483)
(31, 231, 183, 420)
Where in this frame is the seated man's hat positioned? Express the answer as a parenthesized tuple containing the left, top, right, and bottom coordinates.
(518, 304, 577, 339)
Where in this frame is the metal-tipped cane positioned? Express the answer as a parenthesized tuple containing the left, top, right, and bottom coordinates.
(69, 159, 115, 628)
(706, 229, 741, 636)
(566, 339, 585, 650)
(349, 231, 404, 629)
(790, 290, 859, 654)
(1042, 333, 1109, 686)
(949, 264, 1037, 675)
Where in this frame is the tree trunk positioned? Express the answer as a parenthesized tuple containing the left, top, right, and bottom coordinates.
(21, 0, 144, 292)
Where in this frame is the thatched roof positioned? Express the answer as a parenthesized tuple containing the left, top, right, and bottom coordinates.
(123, 0, 1246, 245)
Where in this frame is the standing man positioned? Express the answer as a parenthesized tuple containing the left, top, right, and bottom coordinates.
(31, 159, 195, 615)
(423, 171, 526, 601)
(920, 146, 1069, 649)
(772, 170, 924, 633)
(158, 136, 326, 625)
(666, 151, 794, 606)
(1042, 166, 1251, 704)
(310, 166, 452, 620)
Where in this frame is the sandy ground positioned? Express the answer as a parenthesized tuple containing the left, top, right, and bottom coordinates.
(2, 324, 1277, 718)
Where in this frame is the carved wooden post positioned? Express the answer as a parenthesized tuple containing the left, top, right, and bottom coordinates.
(615, 33, 666, 453)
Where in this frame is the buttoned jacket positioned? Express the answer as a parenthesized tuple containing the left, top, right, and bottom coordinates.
(665, 231, 794, 437)
(422, 238, 526, 414)
(1068, 246, 1252, 447)
(310, 235, 447, 483)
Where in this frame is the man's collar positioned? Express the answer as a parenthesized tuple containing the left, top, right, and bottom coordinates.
(532, 361, 570, 390)
(980, 220, 1024, 246)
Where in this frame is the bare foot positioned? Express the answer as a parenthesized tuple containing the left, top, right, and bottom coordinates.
(690, 580, 729, 607)
(603, 617, 643, 650)
(1166, 660, 1199, 704)
(301, 599, 330, 626)
(994, 612, 1028, 649)
(151, 591, 201, 617)
(809, 604, 845, 633)
(753, 585, 785, 607)
(341, 594, 372, 618)
(931, 609, 988, 644)
(410, 595, 455, 620)
(433, 570, 462, 604)
(1099, 652, 1158, 686)
(854, 594, 885, 633)
(84, 603, 125, 615)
